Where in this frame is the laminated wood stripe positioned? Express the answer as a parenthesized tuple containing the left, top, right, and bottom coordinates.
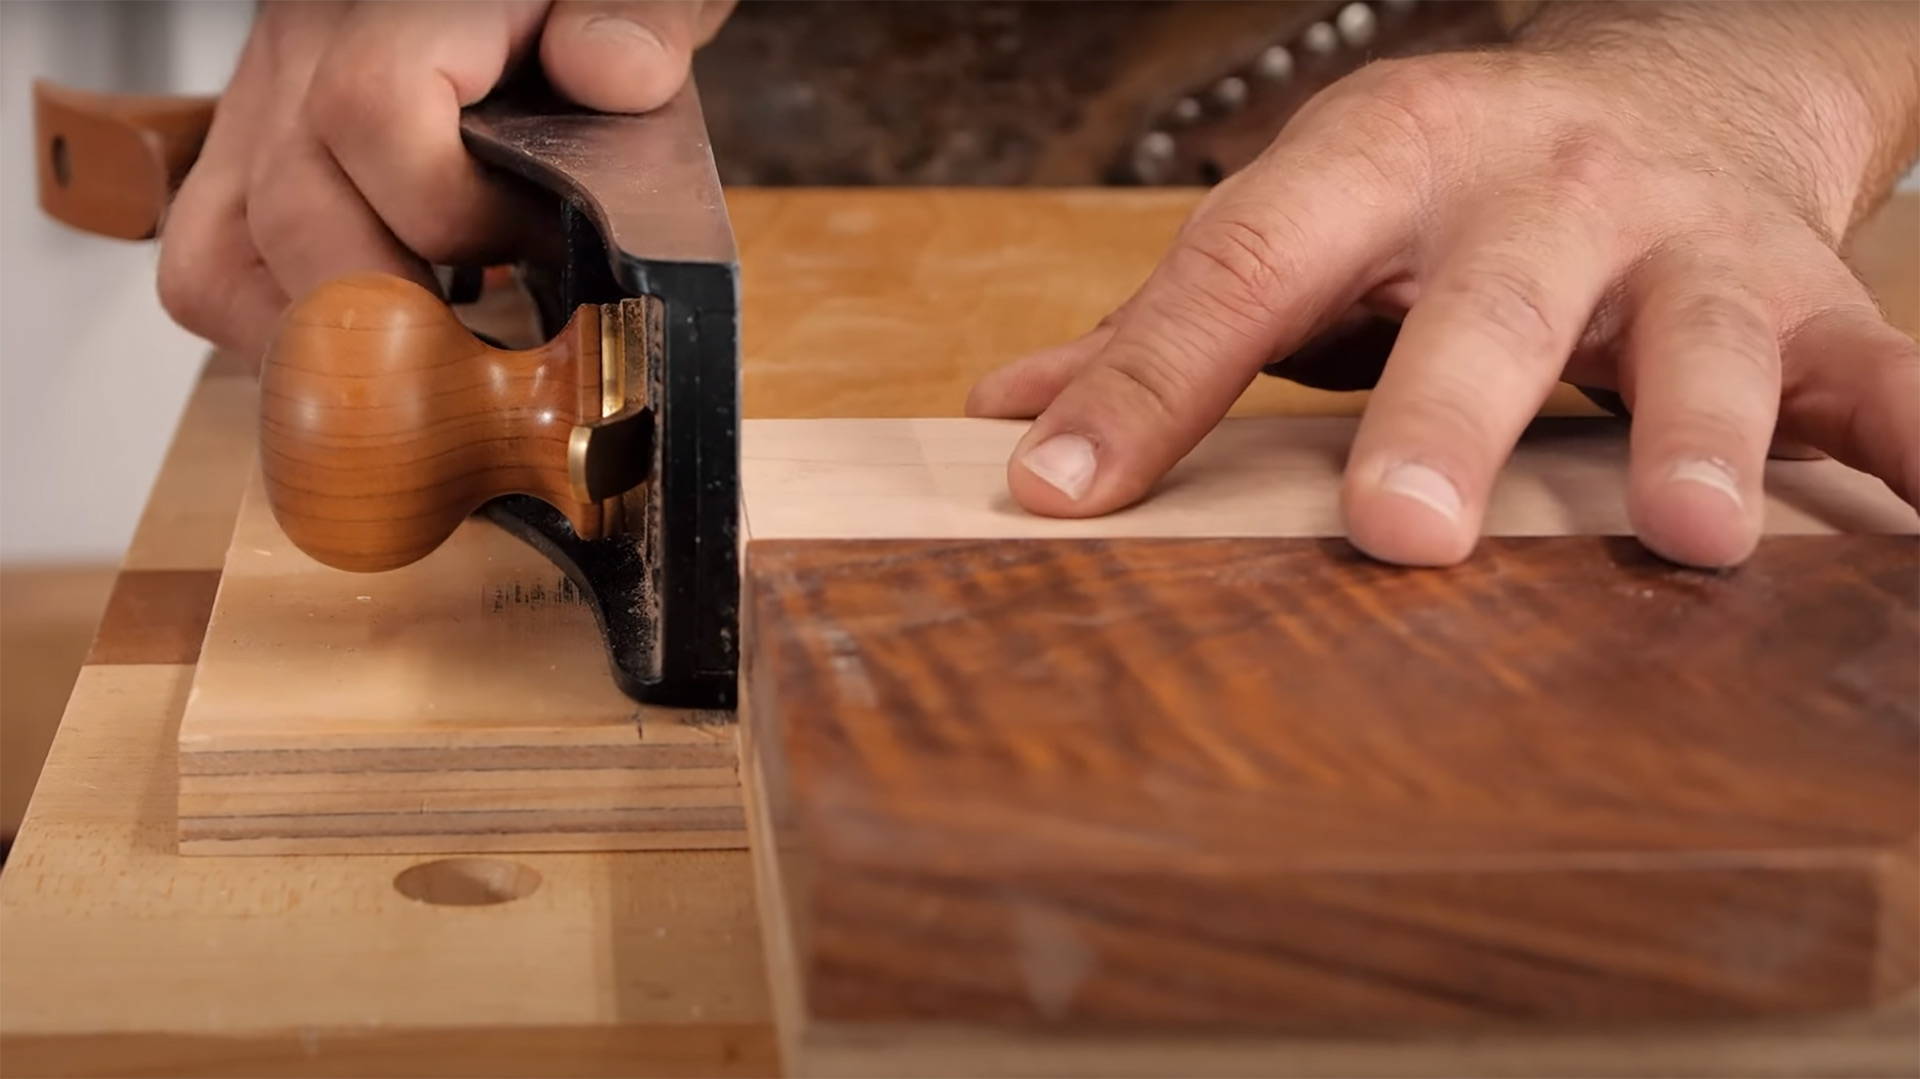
(86, 569, 222, 666)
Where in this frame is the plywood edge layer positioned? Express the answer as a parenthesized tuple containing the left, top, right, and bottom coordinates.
(180, 800, 745, 848)
(176, 740, 736, 775)
(174, 734, 746, 855)
(179, 779, 741, 817)
(176, 711, 733, 752)
(179, 825, 748, 857)
(180, 765, 741, 797)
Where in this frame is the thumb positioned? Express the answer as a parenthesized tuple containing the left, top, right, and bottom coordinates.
(540, 0, 734, 113)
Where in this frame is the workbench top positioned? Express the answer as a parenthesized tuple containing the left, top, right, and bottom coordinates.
(1, 189, 1913, 1077)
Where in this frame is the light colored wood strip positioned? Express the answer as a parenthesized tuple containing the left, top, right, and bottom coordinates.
(741, 416, 1918, 542)
(121, 373, 258, 572)
(84, 568, 221, 665)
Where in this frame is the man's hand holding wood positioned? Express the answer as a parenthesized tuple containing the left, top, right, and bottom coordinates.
(972, 2, 1920, 568)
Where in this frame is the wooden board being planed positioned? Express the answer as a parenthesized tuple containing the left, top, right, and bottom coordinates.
(176, 470, 742, 855)
(740, 415, 1919, 540)
(737, 416, 1920, 1076)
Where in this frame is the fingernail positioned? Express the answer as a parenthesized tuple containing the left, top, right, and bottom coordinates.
(1379, 461, 1462, 522)
(1667, 456, 1743, 508)
(1022, 433, 1098, 501)
(585, 14, 664, 52)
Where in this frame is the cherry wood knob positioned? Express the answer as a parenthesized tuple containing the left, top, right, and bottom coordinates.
(34, 82, 649, 575)
(261, 273, 608, 572)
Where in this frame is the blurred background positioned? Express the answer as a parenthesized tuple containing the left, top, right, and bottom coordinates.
(2, 0, 247, 846)
(1, 0, 1912, 849)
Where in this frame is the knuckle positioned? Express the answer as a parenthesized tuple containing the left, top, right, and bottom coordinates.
(1340, 59, 1459, 130)
(1089, 346, 1198, 425)
(1180, 217, 1280, 297)
(1541, 126, 1633, 206)
(156, 231, 224, 339)
(1168, 212, 1301, 328)
(156, 252, 210, 334)
(303, 46, 392, 141)
(1325, 56, 1485, 171)
(1665, 292, 1770, 342)
(305, 53, 491, 265)
(1381, 383, 1504, 476)
(244, 170, 305, 261)
(1282, 54, 1515, 218)
(1669, 400, 1760, 443)
(1659, 292, 1776, 373)
(1433, 258, 1563, 360)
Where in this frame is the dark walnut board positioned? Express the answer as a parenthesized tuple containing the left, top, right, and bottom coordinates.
(736, 419, 1919, 1076)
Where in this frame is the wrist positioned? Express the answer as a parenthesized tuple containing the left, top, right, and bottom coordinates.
(1515, 2, 1918, 242)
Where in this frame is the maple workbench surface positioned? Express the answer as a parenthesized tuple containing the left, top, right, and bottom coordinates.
(1, 189, 1914, 1077)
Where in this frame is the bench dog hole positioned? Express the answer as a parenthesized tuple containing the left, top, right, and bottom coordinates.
(394, 857, 542, 906)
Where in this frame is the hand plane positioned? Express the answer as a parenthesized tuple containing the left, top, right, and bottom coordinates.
(34, 80, 740, 709)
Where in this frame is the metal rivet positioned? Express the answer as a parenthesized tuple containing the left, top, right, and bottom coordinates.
(1137, 132, 1176, 160)
(1132, 131, 1176, 182)
(1210, 75, 1249, 112)
(1255, 45, 1295, 82)
(1168, 97, 1203, 126)
(1337, 3, 1377, 47)
(1301, 21, 1339, 56)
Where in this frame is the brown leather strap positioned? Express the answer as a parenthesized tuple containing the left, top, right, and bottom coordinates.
(33, 80, 214, 240)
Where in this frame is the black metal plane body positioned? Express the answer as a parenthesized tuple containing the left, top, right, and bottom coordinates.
(460, 85, 740, 711)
